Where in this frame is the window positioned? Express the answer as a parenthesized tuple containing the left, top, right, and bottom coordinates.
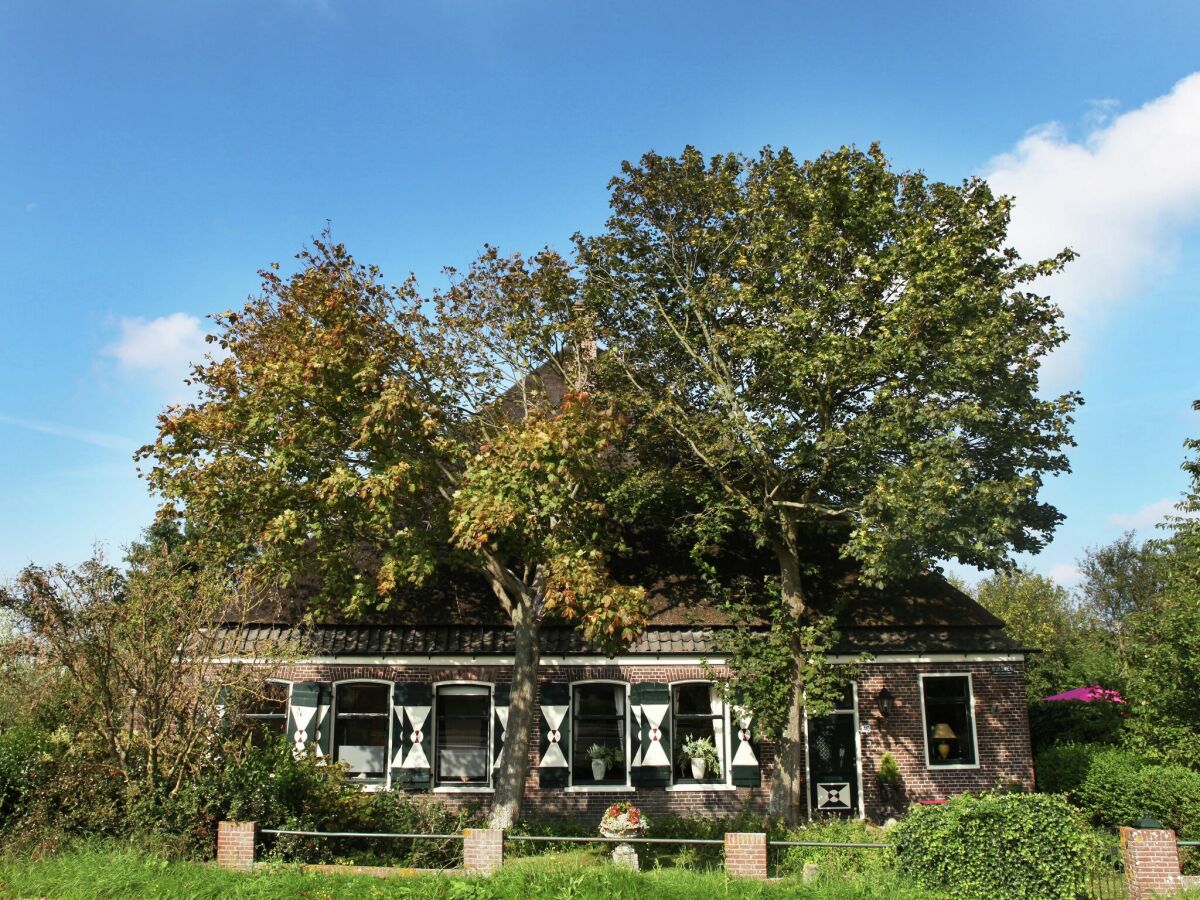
(334, 681, 391, 783)
(435, 684, 491, 787)
(671, 682, 725, 783)
(243, 680, 290, 746)
(920, 675, 977, 767)
(571, 682, 627, 786)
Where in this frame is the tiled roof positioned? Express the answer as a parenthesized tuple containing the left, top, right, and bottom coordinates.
(213, 620, 1023, 658)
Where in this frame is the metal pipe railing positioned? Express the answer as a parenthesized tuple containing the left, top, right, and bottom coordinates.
(260, 829, 463, 840)
(506, 835, 724, 845)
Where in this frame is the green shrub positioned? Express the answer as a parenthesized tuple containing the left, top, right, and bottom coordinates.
(1027, 701, 1124, 754)
(776, 818, 893, 882)
(1076, 747, 1147, 829)
(890, 792, 1094, 900)
(0, 724, 48, 828)
(1035, 742, 1095, 796)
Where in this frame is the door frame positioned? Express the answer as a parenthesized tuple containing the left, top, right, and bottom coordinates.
(803, 682, 865, 820)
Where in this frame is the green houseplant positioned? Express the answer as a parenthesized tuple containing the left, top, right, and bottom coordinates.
(678, 735, 720, 780)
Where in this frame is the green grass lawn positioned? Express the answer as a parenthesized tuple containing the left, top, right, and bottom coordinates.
(0, 846, 930, 899)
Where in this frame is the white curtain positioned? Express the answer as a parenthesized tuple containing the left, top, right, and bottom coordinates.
(709, 683, 725, 773)
(614, 685, 626, 754)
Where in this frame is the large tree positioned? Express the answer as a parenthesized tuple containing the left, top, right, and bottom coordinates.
(138, 237, 647, 827)
(1122, 401, 1200, 767)
(577, 144, 1079, 821)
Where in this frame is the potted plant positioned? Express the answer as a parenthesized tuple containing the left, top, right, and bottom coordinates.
(678, 735, 720, 780)
(875, 751, 904, 819)
(587, 744, 623, 780)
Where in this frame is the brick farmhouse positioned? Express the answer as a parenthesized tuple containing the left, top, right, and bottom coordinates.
(220, 570, 1033, 824)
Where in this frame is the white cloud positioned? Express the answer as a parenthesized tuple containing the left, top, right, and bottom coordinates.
(0, 413, 133, 452)
(104, 312, 213, 393)
(1048, 563, 1082, 587)
(1107, 497, 1180, 530)
(983, 73, 1200, 383)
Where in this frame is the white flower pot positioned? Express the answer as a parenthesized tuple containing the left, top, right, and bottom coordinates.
(690, 758, 707, 779)
(592, 759, 607, 780)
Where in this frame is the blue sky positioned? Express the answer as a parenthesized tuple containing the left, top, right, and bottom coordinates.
(2, 0, 1199, 586)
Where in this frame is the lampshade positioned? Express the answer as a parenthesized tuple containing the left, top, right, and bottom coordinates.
(931, 723, 957, 740)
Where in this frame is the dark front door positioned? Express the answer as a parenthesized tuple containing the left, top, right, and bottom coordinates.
(807, 708, 859, 818)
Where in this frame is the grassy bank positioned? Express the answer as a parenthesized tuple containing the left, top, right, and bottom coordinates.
(0, 846, 928, 899)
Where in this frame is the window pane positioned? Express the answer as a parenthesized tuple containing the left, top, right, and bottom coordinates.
(436, 691, 490, 786)
(335, 683, 390, 780)
(246, 681, 289, 717)
(673, 683, 725, 782)
(338, 683, 389, 715)
(572, 684, 626, 785)
(923, 676, 975, 766)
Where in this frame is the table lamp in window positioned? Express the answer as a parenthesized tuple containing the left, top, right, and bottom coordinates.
(931, 723, 956, 759)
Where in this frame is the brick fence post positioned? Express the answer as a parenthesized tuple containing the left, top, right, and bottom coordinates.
(724, 831, 768, 880)
(463, 827, 504, 875)
(217, 821, 258, 871)
(1121, 826, 1183, 900)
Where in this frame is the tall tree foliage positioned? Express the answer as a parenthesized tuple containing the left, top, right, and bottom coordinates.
(578, 144, 1079, 820)
(137, 237, 647, 826)
(1122, 402, 1200, 767)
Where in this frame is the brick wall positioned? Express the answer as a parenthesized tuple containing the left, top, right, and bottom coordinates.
(1119, 827, 1200, 899)
(259, 657, 1031, 822)
(216, 821, 257, 870)
(857, 661, 1034, 819)
(463, 828, 503, 874)
(723, 831, 767, 879)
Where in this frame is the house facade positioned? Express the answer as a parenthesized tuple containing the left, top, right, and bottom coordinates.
(223, 573, 1034, 823)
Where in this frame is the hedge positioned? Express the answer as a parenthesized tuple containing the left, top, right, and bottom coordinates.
(890, 793, 1093, 900)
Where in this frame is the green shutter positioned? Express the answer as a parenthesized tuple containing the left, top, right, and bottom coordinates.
(393, 682, 432, 790)
(493, 683, 510, 771)
(314, 683, 333, 759)
(538, 682, 570, 789)
(287, 682, 321, 758)
(630, 683, 670, 787)
(730, 699, 760, 787)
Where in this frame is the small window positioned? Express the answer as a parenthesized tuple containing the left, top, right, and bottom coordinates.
(571, 683, 627, 786)
(921, 675, 977, 767)
(243, 680, 290, 746)
(672, 682, 725, 783)
(334, 682, 391, 782)
(435, 685, 491, 787)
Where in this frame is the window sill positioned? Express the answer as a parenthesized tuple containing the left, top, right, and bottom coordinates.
(925, 763, 980, 770)
(433, 786, 495, 794)
(665, 782, 737, 792)
(565, 784, 636, 793)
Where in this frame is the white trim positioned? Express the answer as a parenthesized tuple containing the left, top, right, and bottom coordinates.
(213, 651, 1024, 666)
(568, 679, 631, 789)
(431, 679, 494, 790)
(433, 786, 495, 794)
(667, 678, 733, 788)
(331, 678, 395, 789)
(213, 654, 729, 666)
(827, 653, 1025, 664)
(564, 784, 637, 793)
(918, 672, 981, 770)
(664, 783, 739, 792)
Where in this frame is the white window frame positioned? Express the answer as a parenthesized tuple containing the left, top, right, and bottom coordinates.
(666, 679, 736, 791)
(332, 678, 395, 789)
(431, 680, 495, 793)
(565, 679, 634, 793)
(918, 672, 980, 771)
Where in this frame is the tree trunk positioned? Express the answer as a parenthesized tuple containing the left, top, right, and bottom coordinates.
(489, 598, 541, 829)
(767, 521, 808, 825)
